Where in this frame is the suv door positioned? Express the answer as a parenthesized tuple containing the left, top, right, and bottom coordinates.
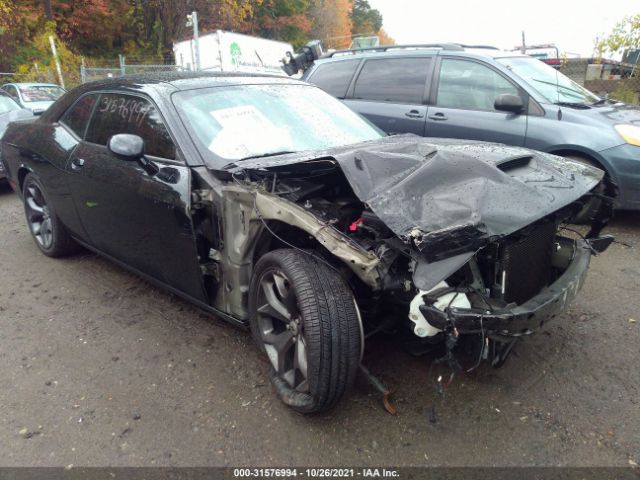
(66, 92, 207, 302)
(426, 57, 527, 145)
(343, 57, 432, 135)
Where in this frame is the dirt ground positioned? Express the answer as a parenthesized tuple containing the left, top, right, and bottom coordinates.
(0, 181, 638, 467)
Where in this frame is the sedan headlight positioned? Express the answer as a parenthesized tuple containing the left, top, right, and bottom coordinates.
(615, 124, 640, 147)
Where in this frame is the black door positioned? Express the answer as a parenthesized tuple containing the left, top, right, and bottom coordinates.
(66, 92, 207, 302)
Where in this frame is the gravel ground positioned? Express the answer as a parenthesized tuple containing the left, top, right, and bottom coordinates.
(0, 182, 638, 467)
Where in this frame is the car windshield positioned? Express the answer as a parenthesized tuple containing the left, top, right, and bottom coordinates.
(18, 85, 65, 103)
(0, 94, 21, 114)
(497, 56, 599, 105)
(173, 84, 383, 165)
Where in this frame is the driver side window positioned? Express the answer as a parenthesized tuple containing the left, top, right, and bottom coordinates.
(85, 93, 176, 160)
(436, 59, 520, 111)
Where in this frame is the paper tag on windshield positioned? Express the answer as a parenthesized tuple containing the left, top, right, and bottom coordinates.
(211, 105, 271, 130)
(208, 105, 293, 159)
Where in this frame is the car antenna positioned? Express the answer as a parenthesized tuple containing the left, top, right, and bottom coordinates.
(555, 64, 562, 120)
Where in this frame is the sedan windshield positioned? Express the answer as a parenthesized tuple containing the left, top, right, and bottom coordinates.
(497, 57, 599, 105)
(173, 84, 383, 165)
(0, 95, 20, 114)
(18, 85, 65, 103)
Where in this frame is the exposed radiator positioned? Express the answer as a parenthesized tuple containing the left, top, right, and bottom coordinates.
(499, 222, 556, 305)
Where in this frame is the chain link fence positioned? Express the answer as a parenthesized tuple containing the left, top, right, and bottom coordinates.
(1, 70, 56, 85)
(547, 58, 639, 104)
(80, 55, 182, 84)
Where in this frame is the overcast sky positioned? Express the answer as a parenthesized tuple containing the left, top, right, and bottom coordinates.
(367, 0, 637, 58)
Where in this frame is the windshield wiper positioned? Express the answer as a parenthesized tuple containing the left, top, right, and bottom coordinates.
(591, 98, 619, 106)
(238, 151, 297, 161)
(554, 101, 591, 109)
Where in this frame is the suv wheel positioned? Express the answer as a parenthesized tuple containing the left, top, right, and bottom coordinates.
(249, 249, 362, 413)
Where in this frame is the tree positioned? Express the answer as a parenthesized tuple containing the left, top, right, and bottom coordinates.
(309, 0, 352, 49)
(596, 13, 640, 57)
(350, 0, 381, 36)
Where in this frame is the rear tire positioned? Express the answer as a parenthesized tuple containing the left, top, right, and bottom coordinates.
(249, 249, 362, 414)
(562, 155, 605, 224)
(22, 172, 78, 257)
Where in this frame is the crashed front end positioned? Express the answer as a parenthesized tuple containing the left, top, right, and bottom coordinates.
(232, 137, 615, 365)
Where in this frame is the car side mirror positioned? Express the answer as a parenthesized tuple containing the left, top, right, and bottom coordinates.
(494, 94, 524, 114)
(108, 134, 144, 161)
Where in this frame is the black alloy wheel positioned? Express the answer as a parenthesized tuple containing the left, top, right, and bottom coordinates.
(22, 173, 78, 257)
(249, 249, 362, 414)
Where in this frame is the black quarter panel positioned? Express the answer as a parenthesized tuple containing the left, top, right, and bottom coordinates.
(1, 117, 86, 238)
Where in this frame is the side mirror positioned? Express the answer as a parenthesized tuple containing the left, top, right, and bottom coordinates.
(494, 94, 524, 114)
(108, 134, 144, 160)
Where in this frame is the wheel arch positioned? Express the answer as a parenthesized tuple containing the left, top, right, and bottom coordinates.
(17, 166, 33, 195)
(547, 147, 613, 178)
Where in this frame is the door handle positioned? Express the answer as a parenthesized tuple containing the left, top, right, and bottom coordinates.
(71, 158, 85, 170)
(428, 112, 448, 121)
(405, 109, 424, 119)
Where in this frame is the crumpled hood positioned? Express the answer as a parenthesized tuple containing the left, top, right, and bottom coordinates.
(232, 135, 603, 260)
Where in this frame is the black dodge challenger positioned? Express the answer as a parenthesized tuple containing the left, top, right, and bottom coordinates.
(0, 72, 615, 413)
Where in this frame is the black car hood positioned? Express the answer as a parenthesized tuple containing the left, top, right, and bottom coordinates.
(231, 136, 603, 260)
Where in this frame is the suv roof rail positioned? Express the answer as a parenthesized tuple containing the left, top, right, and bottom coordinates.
(326, 43, 465, 57)
(458, 44, 500, 50)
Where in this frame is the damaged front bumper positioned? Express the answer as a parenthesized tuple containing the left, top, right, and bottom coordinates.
(419, 238, 601, 336)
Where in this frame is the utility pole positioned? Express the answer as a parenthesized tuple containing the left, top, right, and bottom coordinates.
(118, 54, 126, 76)
(187, 11, 200, 71)
(521, 31, 526, 54)
(48, 35, 65, 89)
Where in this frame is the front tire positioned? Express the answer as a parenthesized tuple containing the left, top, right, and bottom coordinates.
(22, 173, 78, 257)
(249, 249, 362, 414)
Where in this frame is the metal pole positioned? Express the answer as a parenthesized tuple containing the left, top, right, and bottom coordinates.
(48, 35, 65, 89)
(192, 11, 200, 71)
(119, 54, 126, 76)
(80, 57, 86, 84)
(521, 31, 526, 54)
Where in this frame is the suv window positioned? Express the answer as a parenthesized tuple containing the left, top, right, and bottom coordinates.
(353, 57, 431, 104)
(86, 93, 175, 159)
(437, 58, 520, 111)
(308, 60, 359, 98)
(60, 94, 97, 138)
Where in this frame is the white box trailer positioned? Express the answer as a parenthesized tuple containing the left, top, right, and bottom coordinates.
(173, 30, 293, 75)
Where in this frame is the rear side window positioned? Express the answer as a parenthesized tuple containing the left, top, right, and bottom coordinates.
(353, 57, 431, 104)
(85, 93, 175, 159)
(308, 60, 359, 98)
(60, 94, 97, 138)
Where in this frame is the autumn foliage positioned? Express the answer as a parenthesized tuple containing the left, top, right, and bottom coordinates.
(0, 0, 390, 84)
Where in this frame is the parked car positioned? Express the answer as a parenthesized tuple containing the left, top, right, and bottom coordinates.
(302, 44, 640, 218)
(0, 90, 33, 181)
(0, 73, 614, 413)
(1, 82, 66, 115)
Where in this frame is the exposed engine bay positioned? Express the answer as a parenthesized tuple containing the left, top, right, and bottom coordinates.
(191, 137, 616, 368)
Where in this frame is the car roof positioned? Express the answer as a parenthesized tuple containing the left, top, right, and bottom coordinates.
(40, 71, 309, 122)
(314, 44, 528, 64)
(76, 71, 304, 92)
(4, 82, 63, 87)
